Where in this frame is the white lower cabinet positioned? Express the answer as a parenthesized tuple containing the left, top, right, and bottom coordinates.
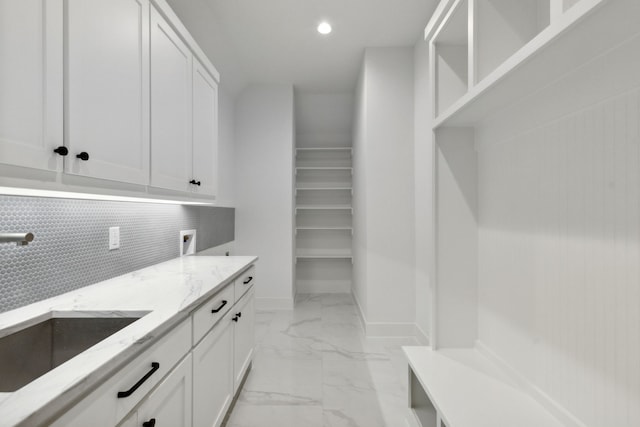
(232, 288, 255, 391)
(51, 319, 191, 427)
(135, 354, 193, 427)
(192, 310, 235, 427)
(51, 267, 255, 427)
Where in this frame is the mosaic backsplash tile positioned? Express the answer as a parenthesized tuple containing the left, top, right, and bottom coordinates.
(0, 195, 234, 313)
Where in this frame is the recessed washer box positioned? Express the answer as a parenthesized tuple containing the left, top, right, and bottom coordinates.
(180, 230, 196, 256)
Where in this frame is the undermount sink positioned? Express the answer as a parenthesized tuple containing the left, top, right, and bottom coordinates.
(0, 312, 148, 392)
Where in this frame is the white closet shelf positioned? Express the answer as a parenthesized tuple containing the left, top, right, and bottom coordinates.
(296, 205, 352, 211)
(295, 227, 353, 235)
(296, 226, 352, 230)
(296, 167, 353, 171)
(295, 250, 353, 262)
(296, 147, 352, 152)
(404, 346, 566, 427)
(433, 0, 635, 128)
(295, 187, 352, 192)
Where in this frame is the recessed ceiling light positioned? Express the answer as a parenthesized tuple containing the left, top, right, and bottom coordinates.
(317, 22, 332, 35)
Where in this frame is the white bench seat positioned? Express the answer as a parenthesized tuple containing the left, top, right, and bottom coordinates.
(403, 346, 566, 427)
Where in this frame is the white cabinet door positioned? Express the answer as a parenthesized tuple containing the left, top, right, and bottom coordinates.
(233, 288, 255, 392)
(137, 355, 193, 427)
(193, 310, 234, 427)
(150, 6, 192, 193)
(0, 0, 63, 171)
(65, 0, 150, 185)
(191, 58, 218, 197)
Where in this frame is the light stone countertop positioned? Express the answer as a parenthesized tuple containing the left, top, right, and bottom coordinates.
(0, 255, 257, 427)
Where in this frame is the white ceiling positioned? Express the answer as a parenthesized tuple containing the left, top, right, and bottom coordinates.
(166, 0, 438, 94)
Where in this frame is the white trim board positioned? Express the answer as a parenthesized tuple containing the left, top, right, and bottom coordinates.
(351, 291, 431, 341)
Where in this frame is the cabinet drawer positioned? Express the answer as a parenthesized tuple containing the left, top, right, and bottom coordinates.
(50, 318, 191, 427)
(192, 284, 234, 345)
(234, 265, 255, 302)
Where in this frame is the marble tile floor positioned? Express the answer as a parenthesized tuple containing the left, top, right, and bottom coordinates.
(224, 293, 419, 427)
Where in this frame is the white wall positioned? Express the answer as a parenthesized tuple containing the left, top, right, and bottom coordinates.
(352, 65, 368, 319)
(474, 31, 640, 427)
(413, 39, 433, 344)
(234, 84, 295, 310)
(295, 91, 353, 147)
(352, 47, 416, 336)
(216, 88, 235, 206)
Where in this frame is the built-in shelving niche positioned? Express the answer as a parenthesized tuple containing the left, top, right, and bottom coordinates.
(296, 168, 352, 189)
(296, 258, 352, 293)
(296, 188, 352, 206)
(475, 0, 550, 83)
(296, 147, 352, 168)
(296, 209, 352, 229)
(434, 0, 469, 116)
(294, 146, 353, 294)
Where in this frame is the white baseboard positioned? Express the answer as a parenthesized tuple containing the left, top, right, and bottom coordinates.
(475, 340, 586, 427)
(350, 291, 428, 340)
(256, 297, 294, 311)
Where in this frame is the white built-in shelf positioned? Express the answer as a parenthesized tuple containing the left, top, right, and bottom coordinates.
(295, 227, 353, 235)
(296, 187, 352, 193)
(296, 183, 352, 190)
(432, 0, 637, 128)
(296, 205, 352, 212)
(296, 226, 352, 231)
(404, 346, 566, 427)
(296, 167, 352, 172)
(296, 147, 352, 152)
(295, 249, 353, 261)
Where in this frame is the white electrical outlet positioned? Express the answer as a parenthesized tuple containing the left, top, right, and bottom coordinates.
(109, 227, 120, 250)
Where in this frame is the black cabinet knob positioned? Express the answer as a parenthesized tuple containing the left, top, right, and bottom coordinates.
(143, 419, 156, 427)
(76, 152, 90, 161)
(53, 146, 68, 156)
(232, 316, 239, 322)
(236, 312, 242, 318)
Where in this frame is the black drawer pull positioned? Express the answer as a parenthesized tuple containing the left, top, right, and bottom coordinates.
(143, 419, 156, 427)
(53, 146, 68, 156)
(211, 299, 228, 313)
(117, 362, 160, 398)
(243, 276, 253, 285)
(76, 152, 89, 161)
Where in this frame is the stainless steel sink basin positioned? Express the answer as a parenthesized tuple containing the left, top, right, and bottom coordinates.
(0, 312, 147, 392)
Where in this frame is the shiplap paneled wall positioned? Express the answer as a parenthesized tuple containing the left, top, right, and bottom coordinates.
(476, 48, 640, 427)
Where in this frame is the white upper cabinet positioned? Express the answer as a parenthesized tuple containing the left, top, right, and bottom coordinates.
(150, 11, 219, 198)
(65, 0, 150, 185)
(0, 0, 63, 171)
(192, 58, 219, 197)
(0, 0, 219, 197)
(150, 6, 193, 193)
